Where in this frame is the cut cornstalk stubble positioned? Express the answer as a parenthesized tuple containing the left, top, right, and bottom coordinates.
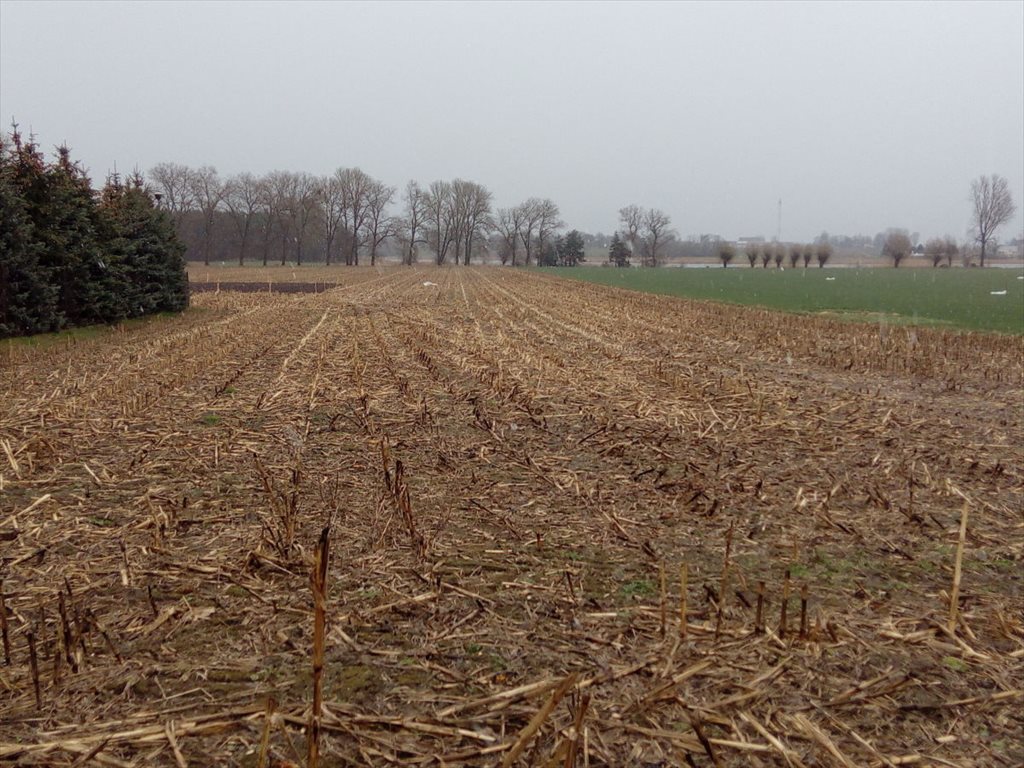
(307, 526, 330, 768)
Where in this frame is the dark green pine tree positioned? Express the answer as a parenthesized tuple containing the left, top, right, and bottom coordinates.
(608, 232, 630, 267)
(558, 230, 586, 266)
(0, 130, 61, 334)
(43, 146, 111, 325)
(4, 133, 112, 329)
(98, 172, 189, 317)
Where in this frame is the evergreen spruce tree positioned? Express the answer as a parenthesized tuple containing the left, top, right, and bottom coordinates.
(43, 146, 109, 324)
(557, 230, 585, 266)
(1, 129, 61, 334)
(608, 233, 631, 267)
(1, 127, 189, 338)
(98, 172, 188, 317)
(1, 142, 44, 336)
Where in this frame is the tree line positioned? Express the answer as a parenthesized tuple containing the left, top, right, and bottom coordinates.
(1, 130, 188, 339)
(153, 162, 1017, 271)
(715, 242, 835, 269)
(148, 163, 591, 268)
(814, 175, 1017, 268)
(710, 235, 966, 270)
(606, 176, 1016, 269)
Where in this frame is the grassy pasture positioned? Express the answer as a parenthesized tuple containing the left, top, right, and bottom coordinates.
(544, 266, 1024, 334)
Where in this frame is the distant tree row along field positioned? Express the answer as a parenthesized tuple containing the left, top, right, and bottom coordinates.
(1, 124, 1019, 338)
(144, 160, 1019, 269)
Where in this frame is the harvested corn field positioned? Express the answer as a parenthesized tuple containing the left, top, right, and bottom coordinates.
(1, 267, 1022, 767)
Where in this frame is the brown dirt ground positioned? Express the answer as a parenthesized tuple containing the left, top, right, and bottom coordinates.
(190, 283, 335, 295)
(1, 267, 1021, 767)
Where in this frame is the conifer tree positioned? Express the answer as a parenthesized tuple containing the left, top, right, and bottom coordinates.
(608, 233, 630, 267)
(98, 172, 188, 317)
(1, 128, 61, 333)
(556, 230, 585, 266)
(1, 142, 48, 335)
(42, 146, 108, 324)
(1, 129, 189, 338)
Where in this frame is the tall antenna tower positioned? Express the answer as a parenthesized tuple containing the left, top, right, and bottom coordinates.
(777, 198, 782, 242)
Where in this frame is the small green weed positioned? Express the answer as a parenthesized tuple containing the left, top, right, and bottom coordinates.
(943, 656, 966, 672)
(621, 579, 655, 598)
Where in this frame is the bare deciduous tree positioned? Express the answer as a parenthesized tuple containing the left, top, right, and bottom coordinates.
(336, 168, 375, 266)
(264, 171, 298, 265)
(348, 167, 376, 268)
(319, 174, 345, 266)
(255, 176, 275, 266)
(223, 173, 261, 266)
(883, 230, 912, 268)
(535, 198, 562, 265)
(924, 237, 944, 268)
(745, 243, 759, 268)
(366, 180, 396, 266)
(618, 205, 643, 264)
(815, 242, 832, 268)
(399, 180, 426, 266)
(517, 198, 543, 266)
(424, 180, 457, 265)
(641, 208, 673, 267)
(148, 162, 195, 227)
(189, 166, 224, 266)
(773, 244, 784, 269)
(789, 244, 801, 269)
(451, 180, 493, 265)
(287, 172, 320, 266)
(495, 207, 523, 266)
(971, 174, 1016, 267)
(719, 242, 735, 268)
(802, 244, 813, 268)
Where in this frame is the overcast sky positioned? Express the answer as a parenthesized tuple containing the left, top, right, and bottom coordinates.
(2, 0, 1022, 243)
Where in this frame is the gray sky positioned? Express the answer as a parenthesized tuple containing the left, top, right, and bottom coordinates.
(2, 0, 1022, 243)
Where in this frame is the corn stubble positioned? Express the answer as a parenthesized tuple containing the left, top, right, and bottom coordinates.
(0, 267, 1021, 766)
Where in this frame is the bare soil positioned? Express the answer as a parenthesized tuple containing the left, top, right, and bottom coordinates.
(1, 268, 1021, 767)
(190, 282, 336, 295)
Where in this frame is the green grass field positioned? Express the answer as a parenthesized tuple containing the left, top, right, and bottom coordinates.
(5, 310, 196, 348)
(544, 266, 1024, 334)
